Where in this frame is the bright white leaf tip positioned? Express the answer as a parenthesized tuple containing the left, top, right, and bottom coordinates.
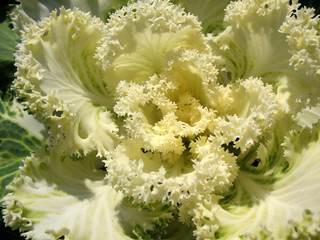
(280, 2, 320, 76)
(215, 77, 279, 151)
(224, 0, 293, 22)
(106, 138, 238, 206)
(12, 7, 120, 157)
(2, 149, 174, 240)
(296, 102, 320, 128)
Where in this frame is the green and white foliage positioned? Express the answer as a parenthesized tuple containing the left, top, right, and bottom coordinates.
(0, 97, 44, 202)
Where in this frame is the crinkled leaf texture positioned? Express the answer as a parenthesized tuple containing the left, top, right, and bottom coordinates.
(13, 7, 121, 156)
(210, 0, 320, 114)
(205, 117, 320, 239)
(101, 2, 279, 232)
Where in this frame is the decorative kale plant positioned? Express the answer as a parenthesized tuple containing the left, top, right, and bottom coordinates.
(0, 0, 320, 239)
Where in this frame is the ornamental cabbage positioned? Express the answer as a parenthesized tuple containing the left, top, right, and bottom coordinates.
(1, 0, 320, 239)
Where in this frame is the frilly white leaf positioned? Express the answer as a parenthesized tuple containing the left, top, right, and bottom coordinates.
(106, 138, 238, 206)
(3, 150, 130, 240)
(296, 102, 320, 128)
(95, 0, 209, 93)
(211, 0, 320, 115)
(209, 121, 320, 239)
(13, 7, 120, 156)
(2, 149, 174, 240)
(280, 3, 320, 76)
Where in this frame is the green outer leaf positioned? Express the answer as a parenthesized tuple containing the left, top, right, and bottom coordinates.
(0, 98, 44, 203)
(0, 21, 19, 62)
(0, 20, 19, 92)
(171, 0, 231, 34)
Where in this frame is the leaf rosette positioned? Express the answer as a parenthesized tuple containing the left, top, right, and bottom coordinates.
(2, 0, 320, 239)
